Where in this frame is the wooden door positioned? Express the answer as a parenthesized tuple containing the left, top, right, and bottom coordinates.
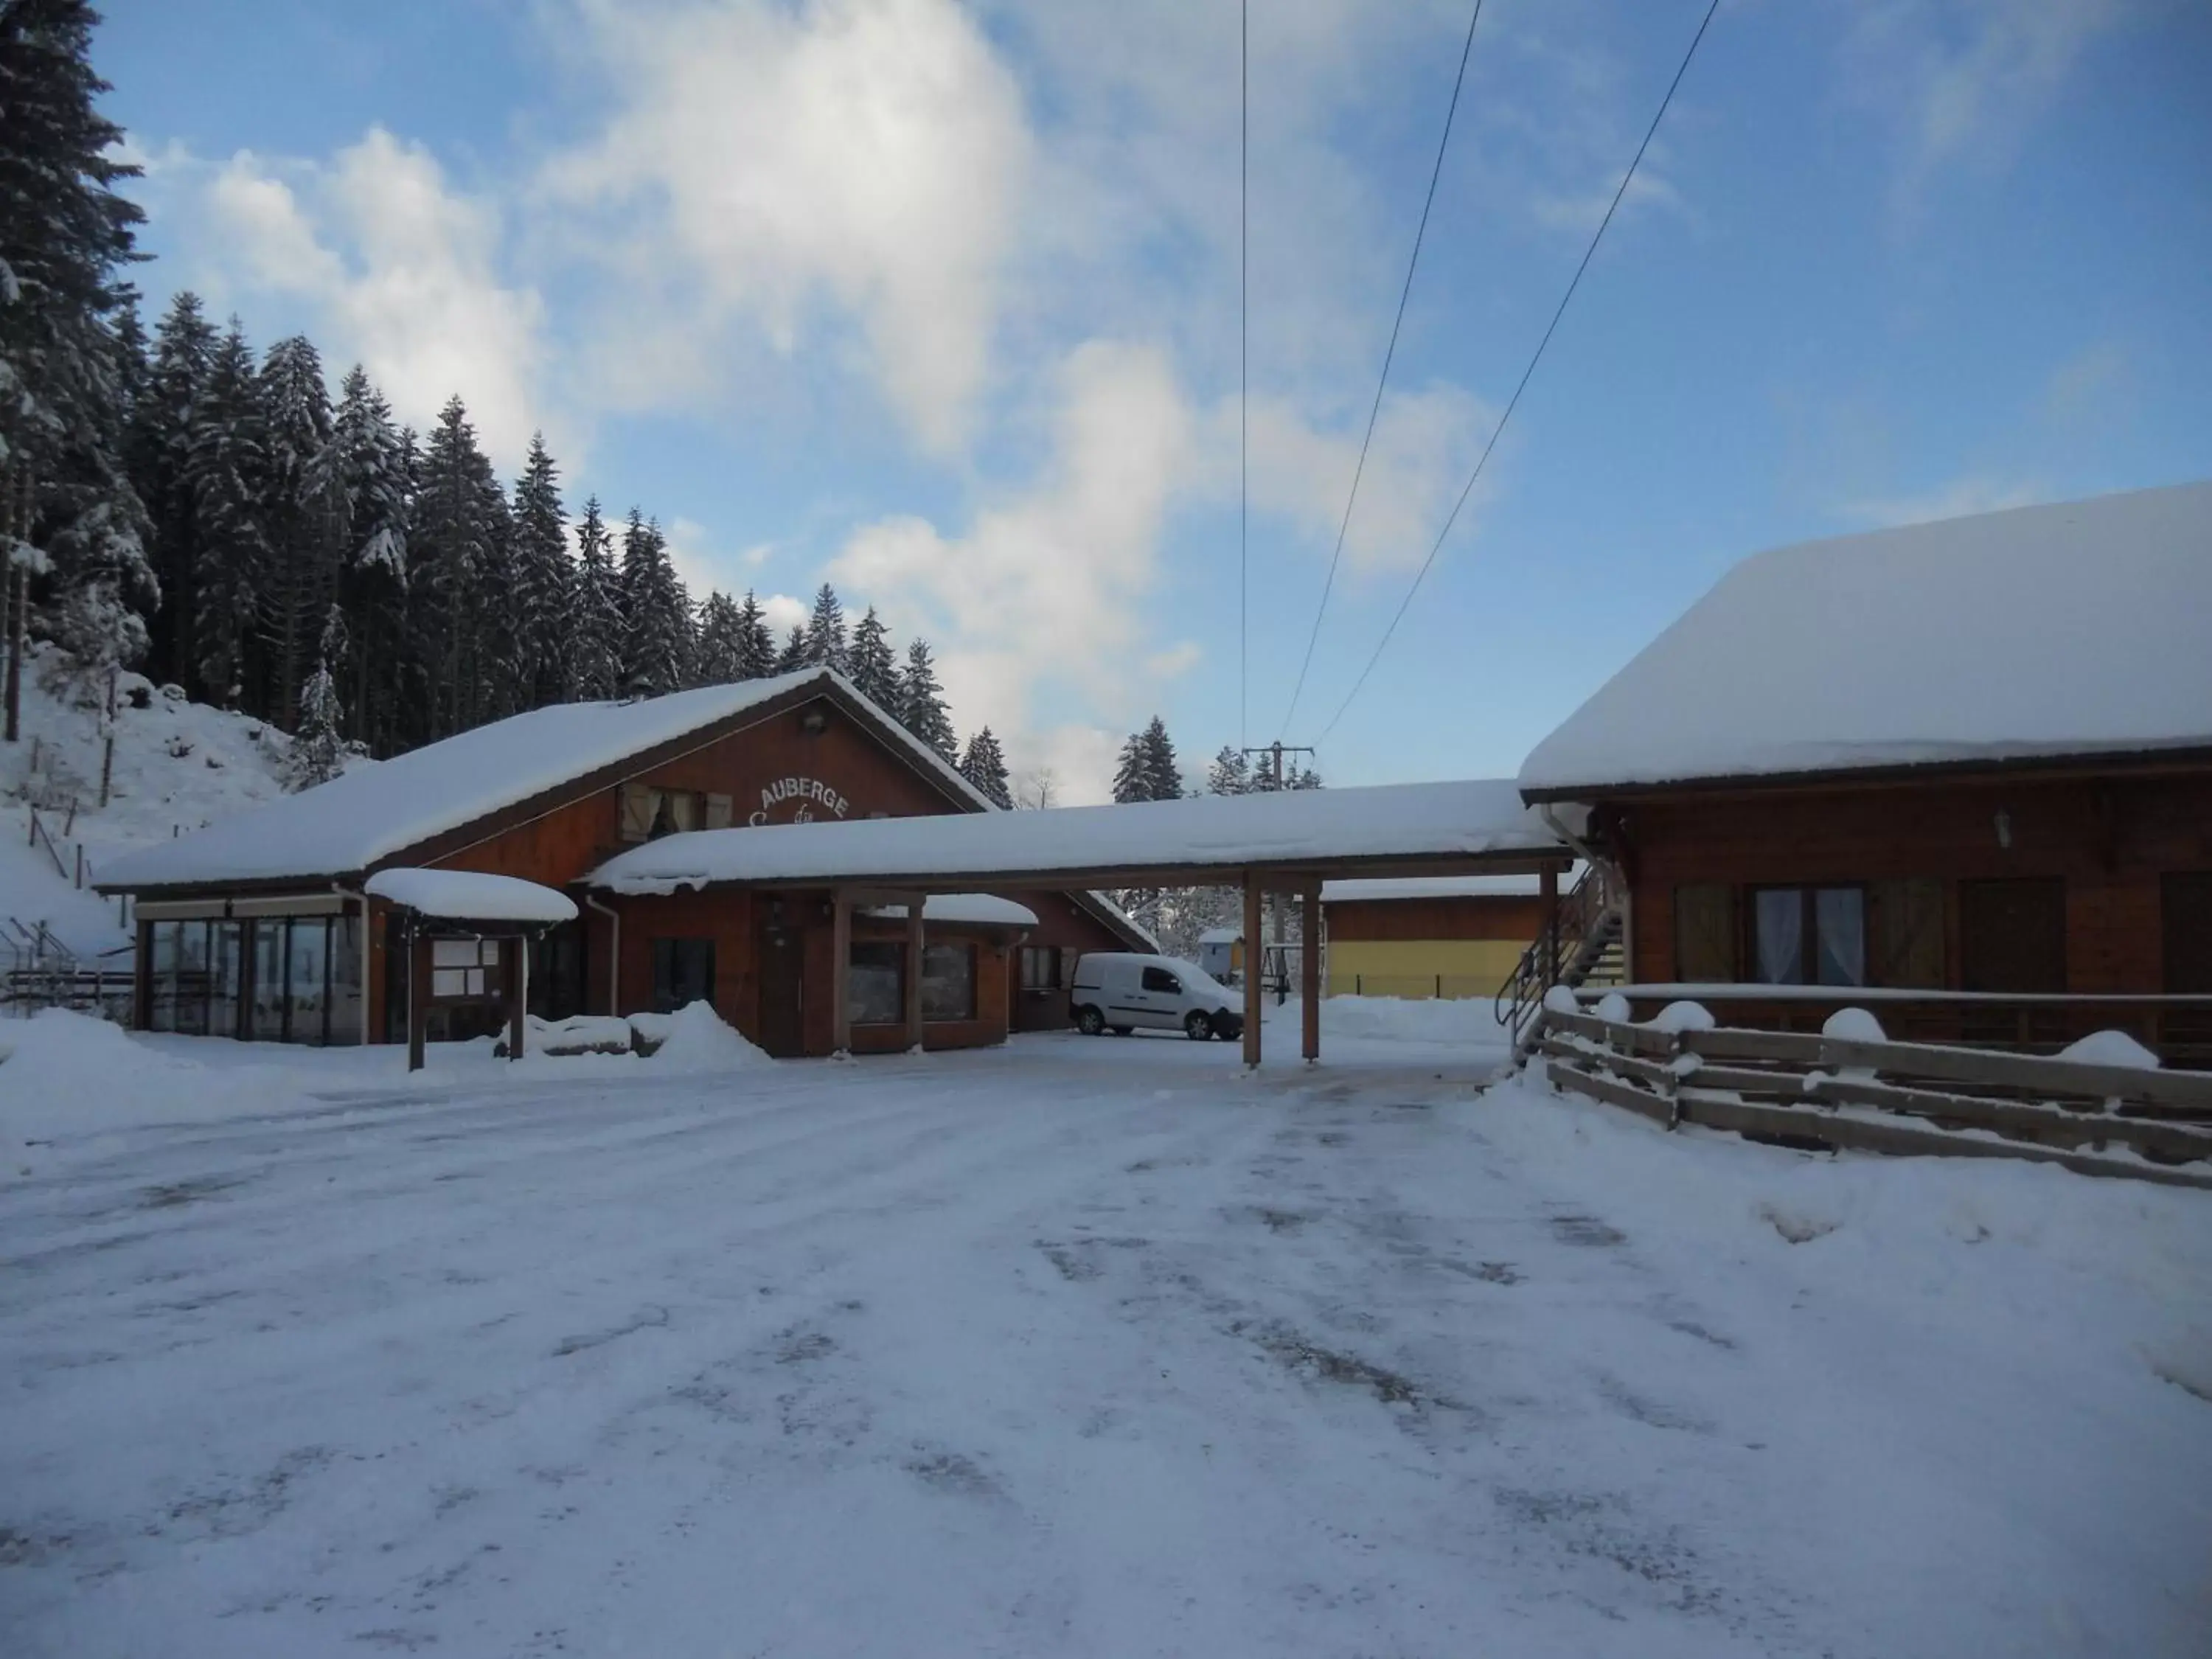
(756, 916, 806, 1057)
(1959, 878, 2066, 992)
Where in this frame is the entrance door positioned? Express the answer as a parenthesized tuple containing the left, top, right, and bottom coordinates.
(756, 917, 806, 1057)
(1960, 878, 2067, 992)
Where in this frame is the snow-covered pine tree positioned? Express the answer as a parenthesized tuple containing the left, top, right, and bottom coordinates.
(846, 604, 899, 712)
(801, 581, 848, 673)
(692, 589, 746, 685)
(287, 605, 351, 789)
(257, 334, 335, 727)
(618, 510, 690, 698)
(308, 366, 408, 752)
(1206, 745, 1250, 796)
(407, 395, 508, 740)
(566, 495, 623, 700)
(131, 292, 215, 689)
(773, 625, 807, 674)
(897, 637, 957, 760)
(959, 726, 1012, 808)
(731, 590, 776, 681)
(509, 432, 572, 708)
(0, 0, 149, 740)
(184, 320, 268, 707)
(1140, 715, 1183, 799)
(1110, 730, 1150, 804)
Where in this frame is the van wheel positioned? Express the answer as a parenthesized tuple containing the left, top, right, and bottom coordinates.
(1184, 1010, 1213, 1042)
(1076, 1006, 1105, 1036)
(1113, 1026, 1134, 1037)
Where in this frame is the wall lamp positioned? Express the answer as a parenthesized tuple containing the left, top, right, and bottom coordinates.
(799, 709, 828, 736)
(1994, 808, 2013, 850)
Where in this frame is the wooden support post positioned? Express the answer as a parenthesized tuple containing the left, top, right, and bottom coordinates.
(1301, 880, 1321, 1065)
(1242, 870, 1264, 1068)
(904, 899, 925, 1051)
(407, 928, 428, 1074)
(508, 936, 526, 1062)
(133, 916, 153, 1031)
(830, 888, 852, 1056)
(1540, 862, 1560, 988)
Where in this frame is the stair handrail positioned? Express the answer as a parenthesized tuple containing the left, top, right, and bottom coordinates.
(1495, 863, 1620, 1052)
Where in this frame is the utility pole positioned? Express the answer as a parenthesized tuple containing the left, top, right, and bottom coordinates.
(1242, 742, 1318, 998)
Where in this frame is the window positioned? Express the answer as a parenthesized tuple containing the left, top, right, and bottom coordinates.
(1672, 884, 1736, 981)
(148, 921, 180, 1032)
(1749, 887, 1865, 986)
(651, 936, 717, 1013)
(1869, 879, 1944, 989)
(2166, 874, 2212, 995)
(620, 783, 721, 843)
(330, 915, 364, 1045)
(209, 921, 244, 1038)
(1020, 947, 1062, 991)
(288, 919, 331, 1045)
(923, 943, 976, 1022)
(175, 920, 210, 1035)
(1141, 965, 1183, 995)
(252, 921, 288, 1040)
(848, 942, 904, 1026)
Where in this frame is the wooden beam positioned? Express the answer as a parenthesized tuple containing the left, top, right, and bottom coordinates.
(831, 888, 852, 1056)
(1301, 879, 1321, 1064)
(508, 936, 526, 1062)
(1540, 862, 1559, 987)
(1242, 870, 1263, 1068)
(407, 928, 427, 1073)
(904, 898, 925, 1052)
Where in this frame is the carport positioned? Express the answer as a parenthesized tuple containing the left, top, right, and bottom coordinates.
(588, 779, 1573, 1065)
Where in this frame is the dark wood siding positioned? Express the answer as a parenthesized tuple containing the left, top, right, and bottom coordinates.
(1324, 894, 1547, 943)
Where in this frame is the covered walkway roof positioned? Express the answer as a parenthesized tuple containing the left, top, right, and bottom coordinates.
(588, 778, 1571, 895)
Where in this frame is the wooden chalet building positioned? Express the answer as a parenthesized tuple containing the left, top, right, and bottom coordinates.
(1321, 872, 1586, 1001)
(96, 669, 1150, 1056)
(1517, 481, 2212, 1062)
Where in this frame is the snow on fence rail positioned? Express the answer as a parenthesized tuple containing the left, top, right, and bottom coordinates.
(1531, 1002, 2212, 1191)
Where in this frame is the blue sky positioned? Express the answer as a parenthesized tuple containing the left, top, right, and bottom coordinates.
(99, 0, 2212, 800)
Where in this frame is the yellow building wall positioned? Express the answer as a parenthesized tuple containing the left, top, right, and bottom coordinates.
(1327, 939, 1527, 1000)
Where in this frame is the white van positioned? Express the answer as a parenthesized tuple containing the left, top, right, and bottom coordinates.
(1068, 953, 1245, 1042)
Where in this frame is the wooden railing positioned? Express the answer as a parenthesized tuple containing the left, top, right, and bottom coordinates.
(1531, 1000, 2212, 1190)
(1495, 863, 1623, 1052)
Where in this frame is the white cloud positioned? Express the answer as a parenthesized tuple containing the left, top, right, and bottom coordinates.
(201, 130, 550, 466)
(830, 338, 1192, 775)
(762, 593, 811, 639)
(541, 0, 1030, 454)
(1844, 474, 2050, 528)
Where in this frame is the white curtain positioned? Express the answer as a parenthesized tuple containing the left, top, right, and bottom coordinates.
(1754, 889, 1802, 984)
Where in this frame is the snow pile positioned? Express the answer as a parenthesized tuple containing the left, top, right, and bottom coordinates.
(859, 893, 1039, 928)
(365, 868, 579, 925)
(0, 1009, 291, 1171)
(526, 1015, 636, 1056)
(2058, 1029, 2161, 1071)
(1822, 1006, 1888, 1043)
(630, 1001, 773, 1071)
(1646, 999, 1716, 1034)
(1520, 481, 2212, 793)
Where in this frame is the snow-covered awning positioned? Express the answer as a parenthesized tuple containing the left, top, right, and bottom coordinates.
(589, 779, 1568, 895)
(364, 869, 579, 926)
(1321, 869, 1585, 902)
(860, 894, 1040, 929)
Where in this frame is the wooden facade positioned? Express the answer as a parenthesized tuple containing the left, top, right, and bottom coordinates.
(1321, 891, 1548, 999)
(124, 683, 1141, 1057)
(1565, 757, 2212, 1062)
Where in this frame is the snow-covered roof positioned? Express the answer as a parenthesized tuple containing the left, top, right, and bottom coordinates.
(99, 668, 987, 890)
(1198, 928, 1239, 945)
(1519, 481, 2212, 796)
(1321, 869, 1583, 903)
(364, 869, 580, 925)
(590, 779, 1565, 893)
(860, 894, 1040, 929)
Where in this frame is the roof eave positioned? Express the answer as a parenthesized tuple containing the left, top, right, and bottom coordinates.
(1518, 741, 2212, 804)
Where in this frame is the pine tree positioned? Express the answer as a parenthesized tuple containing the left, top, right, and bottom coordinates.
(131, 291, 217, 687)
(731, 589, 776, 681)
(1111, 730, 1150, 805)
(897, 636, 956, 759)
(618, 509, 689, 697)
(1141, 715, 1183, 799)
(509, 432, 571, 707)
(287, 604, 350, 788)
(801, 581, 848, 672)
(692, 588, 747, 685)
(184, 320, 267, 706)
(566, 495, 623, 700)
(408, 395, 509, 737)
(0, 0, 150, 741)
(308, 366, 408, 750)
(959, 726, 1012, 808)
(847, 604, 899, 712)
(257, 333, 334, 726)
(1206, 744, 1251, 796)
(773, 624, 807, 673)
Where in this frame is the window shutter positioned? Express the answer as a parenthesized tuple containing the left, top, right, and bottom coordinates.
(1871, 878, 1944, 988)
(1672, 883, 1736, 982)
(705, 793, 734, 830)
(619, 782, 657, 843)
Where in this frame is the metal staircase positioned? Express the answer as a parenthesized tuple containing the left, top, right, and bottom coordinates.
(1496, 863, 1627, 1058)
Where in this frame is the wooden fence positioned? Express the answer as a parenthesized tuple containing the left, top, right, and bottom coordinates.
(1532, 1004, 2212, 1191)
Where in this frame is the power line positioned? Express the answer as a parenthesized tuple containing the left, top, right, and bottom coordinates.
(1278, 0, 1485, 741)
(1319, 0, 1724, 742)
(1239, 0, 1249, 753)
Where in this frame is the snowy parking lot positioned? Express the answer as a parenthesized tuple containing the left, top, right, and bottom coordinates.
(3, 1017, 2210, 1657)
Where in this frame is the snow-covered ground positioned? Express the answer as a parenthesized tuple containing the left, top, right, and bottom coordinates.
(2, 1017, 2208, 1657)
